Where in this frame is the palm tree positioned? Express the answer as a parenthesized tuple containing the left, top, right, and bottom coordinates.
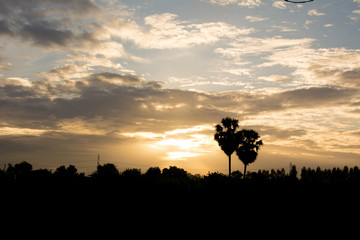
(236, 129, 263, 178)
(214, 117, 240, 177)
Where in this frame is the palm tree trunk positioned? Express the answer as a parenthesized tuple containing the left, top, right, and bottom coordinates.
(243, 163, 247, 179)
(228, 154, 231, 177)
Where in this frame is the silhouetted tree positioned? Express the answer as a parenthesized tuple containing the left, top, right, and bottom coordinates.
(6, 161, 33, 180)
(203, 172, 228, 186)
(31, 169, 53, 183)
(55, 165, 79, 178)
(290, 165, 298, 179)
(162, 166, 188, 179)
(214, 117, 240, 177)
(236, 129, 263, 178)
(93, 163, 119, 178)
(145, 167, 162, 178)
(122, 168, 142, 178)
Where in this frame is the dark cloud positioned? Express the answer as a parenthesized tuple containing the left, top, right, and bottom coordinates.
(0, 0, 99, 16)
(307, 60, 360, 89)
(244, 87, 359, 114)
(338, 67, 360, 88)
(0, 19, 13, 36)
(20, 22, 74, 47)
(0, 75, 224, 133)
(0, 0, 100, 48)
(276, 87, 358, 107)
(0, 84, 37, 98)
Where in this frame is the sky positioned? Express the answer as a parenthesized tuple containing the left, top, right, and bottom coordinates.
(0, 0, 359, 174)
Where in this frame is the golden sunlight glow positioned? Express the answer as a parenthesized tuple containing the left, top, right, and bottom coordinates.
(121, 124, 217, 161)
(156, 138, 195, 150)
(165, 151, 201, 161)
(164, 125, 213, 135)
(121, 132, 162, 139)
(153, 103, 186, 111)
(0, 127, 46, 136)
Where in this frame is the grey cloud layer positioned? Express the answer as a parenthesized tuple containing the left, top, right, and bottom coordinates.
(1, 72, 358, 133)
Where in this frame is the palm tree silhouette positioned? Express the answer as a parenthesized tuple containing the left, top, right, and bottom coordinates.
(214, 117, 240, 177)
(236, 129, 263, 178)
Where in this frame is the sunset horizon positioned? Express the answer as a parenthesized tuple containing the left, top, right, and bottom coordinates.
(0, 0, 359, 175)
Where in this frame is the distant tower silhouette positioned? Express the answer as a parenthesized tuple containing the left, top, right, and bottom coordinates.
(97, 154, 100, 166)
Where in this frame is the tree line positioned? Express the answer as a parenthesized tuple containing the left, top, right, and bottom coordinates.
(1, 161, 359, 186)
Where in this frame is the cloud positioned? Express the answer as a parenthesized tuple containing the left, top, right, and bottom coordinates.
(349, 10, 360, 21)
(0, 77, 32, 87)
(0, 76, 227, 144)
(0, 0, 128, 65)
(109, 13, 254, 49)
(259, 75, 292, 83)
(245, 16, 269, 22)
(201, 0, 262, 7)
(263, 47, 360, 88)
(273, 87, 358, 109)
(214, 36, 314, 76)
(270, 24, 298, 32)
(0, 20, 13, 37)
(215, 37, 313, 58)
(272, 1, 287, 9)
(3, 70, 356, 137)
(308, 9, 326, 16)
(39, 64, 89, 82)
(87, 72, 144, 86)
(0, 0, 100, 18)
(0, 57, 12, 71)
(224, 87, 359, 115)
(19, 21, 75, 48)
(0, 0, 101, 47)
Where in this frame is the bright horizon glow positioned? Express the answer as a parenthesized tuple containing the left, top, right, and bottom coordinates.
(122, 125, 217, 162)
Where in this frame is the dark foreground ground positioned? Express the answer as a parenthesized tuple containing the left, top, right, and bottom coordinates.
(1, 163, 359, 235)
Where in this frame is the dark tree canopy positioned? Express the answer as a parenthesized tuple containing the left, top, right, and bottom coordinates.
(214, 117, 239, 157)
(214, 117, 240, 176)
(214, 118, 263, 177)
(236, 129, 263, 178)
(236, 129, 263, 166)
